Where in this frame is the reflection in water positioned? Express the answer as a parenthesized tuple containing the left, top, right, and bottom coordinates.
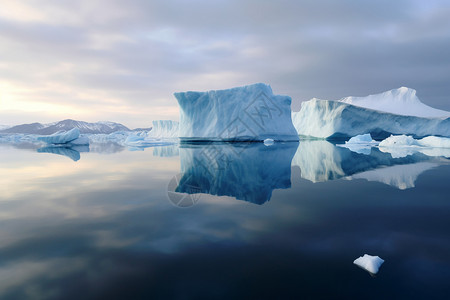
(291, 140, 444, 189)
(176, 142, 298, 204)
(175, 140, 449, 204)
(37, 145, 90, 161)
(153, 144, 180, 157)
(0, 145, 450, 299)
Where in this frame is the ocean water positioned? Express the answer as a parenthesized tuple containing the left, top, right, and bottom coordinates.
(0, 141, 449, 299)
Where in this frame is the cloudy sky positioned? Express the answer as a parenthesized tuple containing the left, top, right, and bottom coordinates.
(1, 0, 449, 128)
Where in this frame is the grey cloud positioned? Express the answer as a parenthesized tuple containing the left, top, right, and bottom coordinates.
(1, 0, 449, 127)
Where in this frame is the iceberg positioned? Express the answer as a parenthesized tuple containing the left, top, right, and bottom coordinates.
(292, 99, 450, 139)
(147, 120, 179, 139)
(379, 135, 450, 158)
(337, 134, 378, 155)
(176, 142, 297, 204)
(263, 138, 275, 146)
(174, 83, 299, 142)
(353, 254, 384, 275)
(37, 128, 80, 144)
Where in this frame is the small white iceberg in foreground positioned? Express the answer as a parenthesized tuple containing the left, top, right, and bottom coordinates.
(379, 135, 450, 158)
(354, 254, 384, 275)
(337, 134, 378, 155)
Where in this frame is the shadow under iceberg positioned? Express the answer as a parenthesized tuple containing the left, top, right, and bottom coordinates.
(176, 142, 298, 205)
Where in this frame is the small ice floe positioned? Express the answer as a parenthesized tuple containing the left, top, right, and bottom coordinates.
(353, 254, 384, 275)
(263, 138, 275, 146)
(337, 134, 378, 155)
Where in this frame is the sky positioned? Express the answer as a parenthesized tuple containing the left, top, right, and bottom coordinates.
(1, 0, 450, 129)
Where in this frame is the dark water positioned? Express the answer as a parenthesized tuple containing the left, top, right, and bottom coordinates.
(0, 142, 449, 299)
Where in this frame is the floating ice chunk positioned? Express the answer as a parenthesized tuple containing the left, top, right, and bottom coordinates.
(174, 83, 299, 142)
(346, 134, 377, 144)
(353, 254, 384, 274)
(379, 135, 450, 158)
(337, 134, 378, 154)
(263, 138, 274, 146)
(37, 128, 80, 144)
(292, 99, 450, 139)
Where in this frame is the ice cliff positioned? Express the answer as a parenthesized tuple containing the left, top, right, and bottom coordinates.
(174, 83, 299, 142)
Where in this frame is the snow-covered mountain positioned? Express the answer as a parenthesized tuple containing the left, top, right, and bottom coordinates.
(0, 119, 135, 134)
(0, 125, 12, 131)
(338, 87, 450, 118)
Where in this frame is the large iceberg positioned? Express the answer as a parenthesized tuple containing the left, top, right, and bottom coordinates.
(292, 98, 450, 139)
(174, 83, 299, 142)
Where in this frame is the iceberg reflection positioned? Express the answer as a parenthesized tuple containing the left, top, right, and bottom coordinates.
(37, 145, 89, 161)
(176, 142, 298, 204)
(292, 140, 443, 189)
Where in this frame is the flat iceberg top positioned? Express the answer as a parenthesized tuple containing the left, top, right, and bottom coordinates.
(354, 254, 384, 274)
(338, 87, 450, 118)
(174, 83, 299, 142)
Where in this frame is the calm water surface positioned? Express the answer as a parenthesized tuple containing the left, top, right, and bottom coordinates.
(0, 141, 449, 299)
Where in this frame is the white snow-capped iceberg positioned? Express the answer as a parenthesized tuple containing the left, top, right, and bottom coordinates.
(337, 134, 378, 155)
(174, 83, 299, 142)
(37, 128, 80, 144)
(148, 120, 179, 139)
(379, 135, 450, 158)
(339, 87, 450, 118)
(292, 98, 450, 139)
(353, 254, 384, 274)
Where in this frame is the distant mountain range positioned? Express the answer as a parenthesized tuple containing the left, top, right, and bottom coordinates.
(0, 119, 151, 135)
